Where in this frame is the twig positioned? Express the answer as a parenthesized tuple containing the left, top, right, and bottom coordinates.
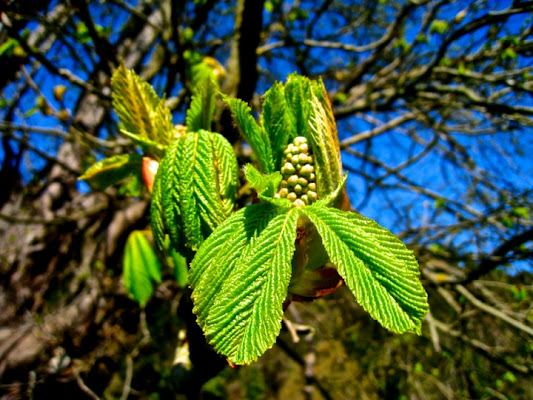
(75, 372, 101, 400)
(339, 112, 416, 148)
(456, 285, 533, 337)
(425, 312, 442, 352)
(120, 356, 133, 400)
(120, 310, 151, 400)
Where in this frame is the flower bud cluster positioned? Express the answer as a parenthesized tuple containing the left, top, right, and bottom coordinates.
(275, 136, 317, 207)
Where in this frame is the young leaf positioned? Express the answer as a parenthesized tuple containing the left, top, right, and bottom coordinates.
(261, 82, 296, 170)
(123, 230, 162, 307)
(79, 153, 143, 190)
(190, 204, 299, 364)
(223, 95, 274, 173)
(120, 129, 166, 159)
(307, 90, 343, 198)
(284, 73, 312, 137)
(300, 206, 428, 334)
(112, 63, 173, 148)
(154, 130, 238, 255)
(170, 247, 188, 287)
(186, 78, 218, 132)
(244, 164, 292, 208)
(150, 160, 168, 253)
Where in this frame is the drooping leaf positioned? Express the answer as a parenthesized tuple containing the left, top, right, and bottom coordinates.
(154, 130, 238, 256)
(261, 82, 296, 170)
(222, 95, 274, 173)
(111, 62, 173, 150)
(123, 230, 162, 307)
(186, 78, 218, 132)
(300, 206, 428, 334)
(170, 247, 188, 287)
(79, 153, 143, 190)
(190, 204, 299, 364)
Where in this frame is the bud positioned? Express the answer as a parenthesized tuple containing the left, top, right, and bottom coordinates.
(142, 157, 159, 194)
(53, 85, 67, 102)
(276, 136, 318, 207)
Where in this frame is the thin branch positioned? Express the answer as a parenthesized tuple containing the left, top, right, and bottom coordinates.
(75, 372, 101, 400)
(339, 112, 416, 148)
(456, 285, 533, 337)
(462, 227, 533, 284)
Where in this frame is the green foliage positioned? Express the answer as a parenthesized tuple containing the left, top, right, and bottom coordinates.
(186, 74, 428, 364)
(190, 199, 428, 363)
(111, 62, 174, 156)
(260, 82, 296, 170)
(306, 87, 343, 197)
(223, 95, 274, 173)
(186, 78, 218, 132)
(78, 153, 143, 190)
(300, 206, 428, 333)
(151, 130, 238, 256)
(85, 68, 428, 367)
(190, 205, 299, 364)
(244, 164, 291, 208)
(123, 230, 162, 307)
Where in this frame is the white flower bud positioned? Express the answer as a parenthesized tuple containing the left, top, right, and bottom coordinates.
(293, 199, 306, 208)
(294, 136, 307, 146)
(288, 175, 299, 186)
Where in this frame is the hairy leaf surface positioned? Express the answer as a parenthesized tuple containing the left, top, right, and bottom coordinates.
(284, 74, 312, 137)
(150, 162, 167, 252)
(245, 164, 292, 208)
(191, 205, 298, 364)
(152, 130, 238, 255)
(261, 82, 296, 170)
(307, 90, 342, 197)
(111, 63, 173, 148)
(186, 78, 217, 132)
(301, 206, 428, 333)
(223, 96, 274, 173)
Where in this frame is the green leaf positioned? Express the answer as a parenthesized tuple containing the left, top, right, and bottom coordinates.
(155, 130, 238, 256)
(120, 129, 166, 160)
(300, 206, 428, 334)
(223, 95, 274, 173)
(245, 164, 292, 208)
(261, 82, 296, 170)
(79, 153, 143, 190)
(170, 247, 188, 287)
(307, 89, 343, 197)
(284, 74, 312, 138)
(111, 63, 173, 149)
(150, 161, 168, 252)
(123, 230, 162, 307)
(186, 78, 218, 132)
(313, 173, 348, 208)
(190, 204, 299, 364)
